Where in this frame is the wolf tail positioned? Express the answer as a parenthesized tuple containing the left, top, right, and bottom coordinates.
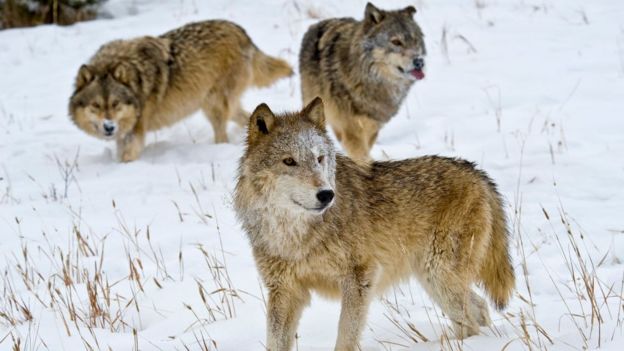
(250, 47, 293, 88)
(479, 182, 515, 310)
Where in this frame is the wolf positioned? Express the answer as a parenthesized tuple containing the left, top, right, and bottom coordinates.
(234, 98, 515, 351)
(299, 2, 426, 162)
(69, 20, 293, 162)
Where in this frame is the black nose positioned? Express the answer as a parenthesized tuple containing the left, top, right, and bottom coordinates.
(413, 58, 425, 70)
(316, 190, 334, 206)
(103, 123, 115, 134)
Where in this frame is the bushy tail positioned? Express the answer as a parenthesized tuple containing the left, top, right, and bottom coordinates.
(480, 186, 515, 310)
(250, 48, 293, 88)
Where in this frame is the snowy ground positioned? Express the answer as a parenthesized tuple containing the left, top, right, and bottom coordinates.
(1, 0, 623, 350)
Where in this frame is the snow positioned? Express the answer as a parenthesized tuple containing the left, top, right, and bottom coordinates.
(1, 0, 623, 350)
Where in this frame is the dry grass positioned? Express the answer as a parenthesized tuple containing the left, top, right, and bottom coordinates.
(484, 86, 503, 133)
(440, 24, 478, 65)
(0, 165, 18, 205)
(0, 203, 239, 350)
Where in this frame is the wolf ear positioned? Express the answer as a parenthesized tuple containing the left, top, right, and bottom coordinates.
(248, 103, 275, 142)
(113, 63, 131, 85)
(75, 64, 94, 90)
(112, 63, 140, 92)
(364, 2, 384, 24)
(302, 97, 326, 131)
(401, 5, 417, 17)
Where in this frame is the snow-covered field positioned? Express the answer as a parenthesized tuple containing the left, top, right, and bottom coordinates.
(1, 0, 623, 350)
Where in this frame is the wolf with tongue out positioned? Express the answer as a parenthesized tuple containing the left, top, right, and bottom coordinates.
(299, 2, 426, 162)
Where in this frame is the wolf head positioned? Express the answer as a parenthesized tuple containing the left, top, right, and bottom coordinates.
(238, 97, 337, 217)
(69, 63, 141, 140)
(361, 2, 426, 82)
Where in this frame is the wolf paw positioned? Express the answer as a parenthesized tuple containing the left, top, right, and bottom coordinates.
(120, 149, 140, 162)
(452, 321, 480, 339)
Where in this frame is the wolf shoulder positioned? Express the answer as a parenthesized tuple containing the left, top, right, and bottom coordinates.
(300, 17, 358, 65)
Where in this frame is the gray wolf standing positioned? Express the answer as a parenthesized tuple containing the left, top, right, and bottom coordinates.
(234, 98, 514, 351)
(70, 20, 292, 162)
(299, 2, 426, 162)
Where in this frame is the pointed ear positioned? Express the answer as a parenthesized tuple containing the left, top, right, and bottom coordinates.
(364, 2, 384, 24)
(112, 63, 140, 92)
(113, 63, 131, 85)
(302, 97, 326, 131)
(247, 103, 275, 143)
(401, 5, 417, 17)
(75, 64, 94, 90)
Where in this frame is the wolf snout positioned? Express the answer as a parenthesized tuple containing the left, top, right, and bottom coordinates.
(316, 189, 335, 207)
(103, 120, 116, 136)
(413, 57, 425, 70)
(408, 58, 426, 80)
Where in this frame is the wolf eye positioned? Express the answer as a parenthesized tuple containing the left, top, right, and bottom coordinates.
(317, 155, 325, 164)
(111, 101, 119, 109)
(283, 157, 297, 166)
(391, 39, 404, 47)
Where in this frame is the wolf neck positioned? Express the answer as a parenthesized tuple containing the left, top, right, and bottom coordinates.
(254, 210, 325, 260)
(236, 179, 342, 261)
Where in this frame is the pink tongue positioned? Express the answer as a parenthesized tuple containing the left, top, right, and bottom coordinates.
(410, 69, 425, 80)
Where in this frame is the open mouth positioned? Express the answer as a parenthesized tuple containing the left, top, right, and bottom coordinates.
(397, 66, 425, 80)
(408, 68, 425, 80)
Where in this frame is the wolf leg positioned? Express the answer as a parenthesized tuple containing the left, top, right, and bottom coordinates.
(203, 68, 252, 142)
(341, 131, 370, 162)
(117, 120, 145, 162)
(231, 103, 250, 127)
(266, 286, 309, 351)
(201, 97, 230, 144)
(332, 115, 379, 163)
(334, 266, 376, 351)
(419, 269, 481, 338)
(470, 291, 491, 327)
